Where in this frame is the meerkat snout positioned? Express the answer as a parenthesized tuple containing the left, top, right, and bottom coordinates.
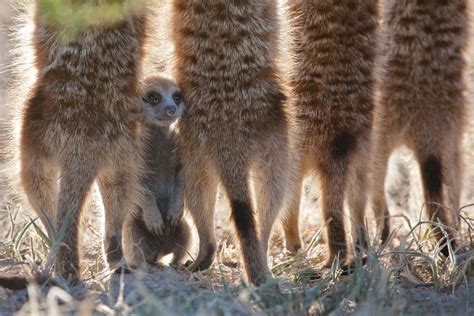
(165, 105, 177, 117)
(141, 78, 184, 127)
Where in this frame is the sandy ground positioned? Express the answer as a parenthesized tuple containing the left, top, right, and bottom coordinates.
(0, 1, 473, 315)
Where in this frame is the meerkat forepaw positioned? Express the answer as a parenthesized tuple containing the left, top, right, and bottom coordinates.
(145, 217, 164, 236)
(143, 204, 165, 235)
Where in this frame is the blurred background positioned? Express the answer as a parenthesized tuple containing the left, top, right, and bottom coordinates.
(0, 1, 11, 118)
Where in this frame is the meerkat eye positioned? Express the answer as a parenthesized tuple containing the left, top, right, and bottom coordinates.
(172, 91, 182, 104)
(144, 91, 162, 105)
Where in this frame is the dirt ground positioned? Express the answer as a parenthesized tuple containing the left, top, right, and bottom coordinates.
(0, 1, 473, 315)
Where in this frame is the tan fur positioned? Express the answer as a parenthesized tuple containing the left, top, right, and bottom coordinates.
(18, 2, 148, 283)
(171, 0, 297, 285)
(284, 0, 378, 265)
(371, 0, 469, 254)
(123, 76, 191, 270)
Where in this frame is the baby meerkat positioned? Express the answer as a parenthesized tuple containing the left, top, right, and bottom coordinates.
(371, 0, 469, 254)
(122, 76, 191, 269)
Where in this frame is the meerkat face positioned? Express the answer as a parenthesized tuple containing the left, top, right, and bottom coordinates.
(141, 77, 185, 127)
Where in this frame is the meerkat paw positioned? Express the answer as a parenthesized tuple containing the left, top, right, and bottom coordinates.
(169, 260, 186, 270)
(167, 198, 184, 227)
(184, 242, 216, 272)
(322, 254, 346, 270)
(285, 241, 303, 255)
(185, 260, 204, 272)
(143, 203, 164, 235)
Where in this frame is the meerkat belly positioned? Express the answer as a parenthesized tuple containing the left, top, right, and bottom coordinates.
(28, 99, 135, 154)
(26, 19, 144, 154)
(144, 128, 180, 217)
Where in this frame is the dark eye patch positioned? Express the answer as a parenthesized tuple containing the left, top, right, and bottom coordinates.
(144, 91, 162, 105)
(172, 91, 182, 104)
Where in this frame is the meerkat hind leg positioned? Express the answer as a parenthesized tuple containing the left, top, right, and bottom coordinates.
(319, 162, 349, 268)
(282, 168, 304, 254)
(122, 213, 159, 271)
(54, 159, 97, 282)
(183, 159, 218, 272)
(415, 139, 459, 257)
(98, 164, 140, 268)
(252, 138, 297, 258)
(318, 131, 358, 269)
(20, 154, 58, 239)
(170, 220, 192, 267)
(370, 128, 394, 245)
(346, 152, 370, 253)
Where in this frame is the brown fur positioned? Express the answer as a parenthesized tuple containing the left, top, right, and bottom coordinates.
(171, 0, 297, 285)
(371, 0, 469, 254)
(284, 0, 378, 265)
(123, 76, 191, 269)
(18, 2, 148, 283)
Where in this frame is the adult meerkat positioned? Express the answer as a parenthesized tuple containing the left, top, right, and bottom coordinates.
(172, 0, 296, 285)
(371, 0, 469, 254)
(18, 1, 148, 283)
(283, 0, 378, 265)
(123, 76, 191, 270)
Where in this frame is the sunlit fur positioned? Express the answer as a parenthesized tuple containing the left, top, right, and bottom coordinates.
(172, 0, 298, 285)
(371, 0, 469, 255)
(17, 1, 148, 283)
(284, 0, 378, 266)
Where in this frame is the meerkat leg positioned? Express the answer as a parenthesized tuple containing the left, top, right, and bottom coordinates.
(54, 159, 97, 282)
(318, 158, 349, 267)
(282, 170, 304, 254)
(371, 127, 395, 245)
(122, 213, 158, 270)
(140, 190, 164, 235)
(415, 139, 458, 256)
(347, 151, 370, 252)
(98, 163, 141, 268)
(167, 164, 185, 227)
(183, 158, 218, 272)
(219, 156, 270, 285)
(20, 153, 57, 239)
(252, 139, 297, 259)
(170, 220, 192, 266)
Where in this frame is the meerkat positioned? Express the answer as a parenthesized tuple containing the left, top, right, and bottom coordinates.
(371, 0, 469, 255)
(122, 76, 191, 270)
(171, 0, 296, 285)
(283, 0, 378, 266)
(16, 1, 148, 284)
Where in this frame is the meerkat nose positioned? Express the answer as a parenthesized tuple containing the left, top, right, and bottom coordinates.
(165, 105, 177, 117)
